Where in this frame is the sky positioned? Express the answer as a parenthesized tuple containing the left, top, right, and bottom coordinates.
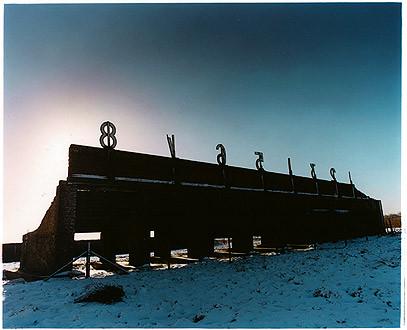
(3, 3, 401, 243)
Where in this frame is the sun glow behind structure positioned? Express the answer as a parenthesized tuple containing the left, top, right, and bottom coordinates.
(4, 96, 166, 242)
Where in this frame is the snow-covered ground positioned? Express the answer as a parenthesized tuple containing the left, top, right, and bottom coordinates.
(3, 234, 401, 328)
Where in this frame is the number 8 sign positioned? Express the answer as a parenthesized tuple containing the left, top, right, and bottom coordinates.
(99, 121, 117, 149)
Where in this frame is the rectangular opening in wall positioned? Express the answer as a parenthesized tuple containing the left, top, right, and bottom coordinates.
(171, 248, 188, 258)
(214, 237, 232, 252)
(150, 230, 155, 238)
(253, 236, 262, 248)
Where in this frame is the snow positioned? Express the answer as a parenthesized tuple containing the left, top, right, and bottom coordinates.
(74, 233, 101, 241)
(3, 234, 401, 328)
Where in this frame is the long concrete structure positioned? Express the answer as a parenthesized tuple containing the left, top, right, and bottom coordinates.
(20, 144, 385, 275)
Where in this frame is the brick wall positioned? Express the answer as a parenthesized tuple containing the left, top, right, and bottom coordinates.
(20, 182, 77, 275)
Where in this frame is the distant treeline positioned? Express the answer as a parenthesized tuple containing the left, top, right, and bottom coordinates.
(384, 213, 401, 228)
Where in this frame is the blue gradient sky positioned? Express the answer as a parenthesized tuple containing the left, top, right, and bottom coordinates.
(4, 3, 401, 242)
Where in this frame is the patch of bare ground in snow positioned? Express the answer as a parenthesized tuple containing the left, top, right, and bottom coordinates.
(3, 234, 401, 328)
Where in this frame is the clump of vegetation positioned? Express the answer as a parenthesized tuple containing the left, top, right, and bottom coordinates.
(347, 286, 363, 298)
(192, 314, 205, 323)
(384, 212, 401, 229)
(313, 288, 333, 298)
(74, 284, 125, 304)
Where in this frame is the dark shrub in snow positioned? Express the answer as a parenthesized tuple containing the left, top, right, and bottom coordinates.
(313, 288, 333, 298)
(74, 284, 125, 304)
(192, 314, 205, 323)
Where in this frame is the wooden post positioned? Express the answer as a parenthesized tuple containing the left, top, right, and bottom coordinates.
(260, 169, 265, 191)
(188, 232, 213, 259)
(330, 168, 339, 197)
(228, 237, 232, 263)
(101, 229, 116, 266)
(310, 163, 319, 195)
(232, 233, 253, 253)
(155, 229, 171, 261)
(128, 225, 149, 267)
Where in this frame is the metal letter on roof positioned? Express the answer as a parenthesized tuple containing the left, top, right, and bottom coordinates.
(99, 121, 117, 149)
(166, 134, 176, 158)
(254, 151, 264, 170)
(310, 163, 317, 180)
(216, 144, 226, 166)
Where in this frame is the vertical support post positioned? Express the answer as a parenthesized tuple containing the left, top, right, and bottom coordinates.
(101, 229, 116, 266)
(377, 200, 386, 235)
(255, 151, 265, 190)
(101, 190, 116, 266)
(129, 225, 150, 267)
(228, 237, 232, 263)
(216, 144, 228, 188)
(188, 232, 213, 259)
(86, 241, 91, 278)
(155, 228, 171, 261)
(310, 163, 319, 195)
(260, 169, 265, 191)
(330, 168, 339, 197)
(387, 216, 394, 234)
(106, 149, 115, 181)
(222, 166, 228, 188)
(233, 232, 253, 253)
